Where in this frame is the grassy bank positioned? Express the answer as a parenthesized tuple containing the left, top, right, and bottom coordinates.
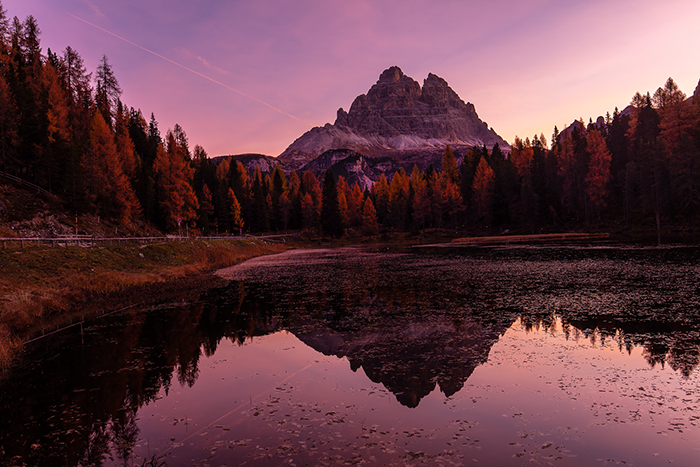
(0, 239, 287, 368)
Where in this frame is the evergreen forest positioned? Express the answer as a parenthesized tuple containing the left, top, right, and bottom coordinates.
(2, 4, 700, 242)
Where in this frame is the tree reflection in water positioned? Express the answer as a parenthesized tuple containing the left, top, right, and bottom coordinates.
(2, 246, 700, 466)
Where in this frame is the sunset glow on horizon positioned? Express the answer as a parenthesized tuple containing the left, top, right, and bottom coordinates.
(6, 0, 700, 156)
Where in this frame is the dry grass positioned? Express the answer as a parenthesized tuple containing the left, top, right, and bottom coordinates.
(452, 232, 610, 245)
(0, 239, 287, 368)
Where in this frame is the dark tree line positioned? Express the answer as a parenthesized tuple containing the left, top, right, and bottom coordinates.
(1, 3, 699, 240)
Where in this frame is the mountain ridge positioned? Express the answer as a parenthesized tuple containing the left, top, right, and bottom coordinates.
(278, 66, 509, 171)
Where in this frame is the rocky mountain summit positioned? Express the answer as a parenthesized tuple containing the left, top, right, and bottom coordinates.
(279, 66, 509, 171)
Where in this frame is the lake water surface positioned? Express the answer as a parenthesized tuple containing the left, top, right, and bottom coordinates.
(2, 245, 700, 466)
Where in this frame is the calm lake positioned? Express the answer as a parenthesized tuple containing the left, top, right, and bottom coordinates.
(2, 245, 700, 466)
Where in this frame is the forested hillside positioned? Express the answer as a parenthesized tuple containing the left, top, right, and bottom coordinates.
(1, 2, 699, 241)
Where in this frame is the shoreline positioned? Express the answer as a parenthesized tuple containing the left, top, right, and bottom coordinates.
(3, 229, 696, 369)
(0, 239, 288, 369)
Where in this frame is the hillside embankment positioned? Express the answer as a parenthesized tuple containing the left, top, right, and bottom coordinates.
(0, 239, 287, 368)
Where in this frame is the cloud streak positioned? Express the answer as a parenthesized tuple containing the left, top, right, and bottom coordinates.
(68, 14, 301, 121)
(179, 48, 229, 75)
(82, 0, 105, 18)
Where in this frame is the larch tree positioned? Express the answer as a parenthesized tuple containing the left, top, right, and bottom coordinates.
(411, 176, 431, 231)
(472, 157, 495, 223)
(361, 197, 379, 235)
(442, 175, 464, 226)
(114, 103, 139, 181)
(42, 59, 70, 193)
(228, 187, 244, 232)
(83, 111, 139, 224)
(387, 169, 409, 229)
(301, 170, 322, 228)
(300, 193, 316, 230)
(152, 130, 199, 230)
(336, 176, 349, 228)
(348, 183, 365, 227)
(442, 145, 459, 183)
(585, 129, 612, 218)
(653, 77, 693, 153)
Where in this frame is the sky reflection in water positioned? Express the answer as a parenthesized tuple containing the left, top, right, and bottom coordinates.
(2, 246, 700, 466)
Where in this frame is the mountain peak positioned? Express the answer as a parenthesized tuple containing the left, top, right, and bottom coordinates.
(378, 65, 406, 83)
(279, 67, 508, 171)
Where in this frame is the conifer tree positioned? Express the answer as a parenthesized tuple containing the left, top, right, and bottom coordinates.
(411, 175, 431, 231)
(271, 164, 287, 230)
(348, 183, 364, 227)
(371, 173, 390, 224)
(251, 166, 269, 232)
(83, 111, 139, 223)
(585, 129, 612, 218)
(336, 176, 349, 228)
(152, 130, 199, 230)
(442, 145, 459, 183)
(301, 193, 316, 230)
(361, 197, 379, 235)
(95, 55, 121, 128)
(301, 170, 322, 228)
(287, 171, 302, 229)
(472, 157, 495, 223)
(387, 169, 409, 229)
(228, 187, 244, 232)
(320, 169, 343, 237)
(0, 74, 19, 176)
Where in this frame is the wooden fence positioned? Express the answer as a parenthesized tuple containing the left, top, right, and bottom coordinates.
(1, 170, 53, 196)
(0, 234, 292, 249)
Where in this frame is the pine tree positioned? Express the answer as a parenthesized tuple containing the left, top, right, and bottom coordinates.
(320, 169, 343, 237)
(472, 157, 495, 223)
(95, 55, 121, 128)
(271, 164, 286, 230)
(0, 74, 19, 176)
(251, 166, 269, 232)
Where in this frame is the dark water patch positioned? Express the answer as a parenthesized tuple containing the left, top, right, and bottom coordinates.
(2, 246, 700, 466)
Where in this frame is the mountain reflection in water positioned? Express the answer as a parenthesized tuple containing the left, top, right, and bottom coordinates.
(2, 246, 700, 466)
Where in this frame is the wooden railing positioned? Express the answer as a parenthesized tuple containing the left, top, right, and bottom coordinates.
(0, 234, 292, 248)
(0, 170, 52, 196)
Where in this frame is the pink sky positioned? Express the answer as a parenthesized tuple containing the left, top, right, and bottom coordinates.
(4, 0, 700, 157)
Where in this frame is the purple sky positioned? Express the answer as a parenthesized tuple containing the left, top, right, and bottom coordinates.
(5, 0, 700, 157)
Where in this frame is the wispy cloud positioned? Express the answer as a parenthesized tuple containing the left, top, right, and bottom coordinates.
(179, 48, 229, 75)
(82, 0, 105, 18)
(68, 14, 301, 122)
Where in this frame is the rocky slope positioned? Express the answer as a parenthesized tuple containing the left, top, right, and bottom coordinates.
(211, 153, 280, 173)
(279, 66, 509, 171)
(302, 149, 404, 190)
